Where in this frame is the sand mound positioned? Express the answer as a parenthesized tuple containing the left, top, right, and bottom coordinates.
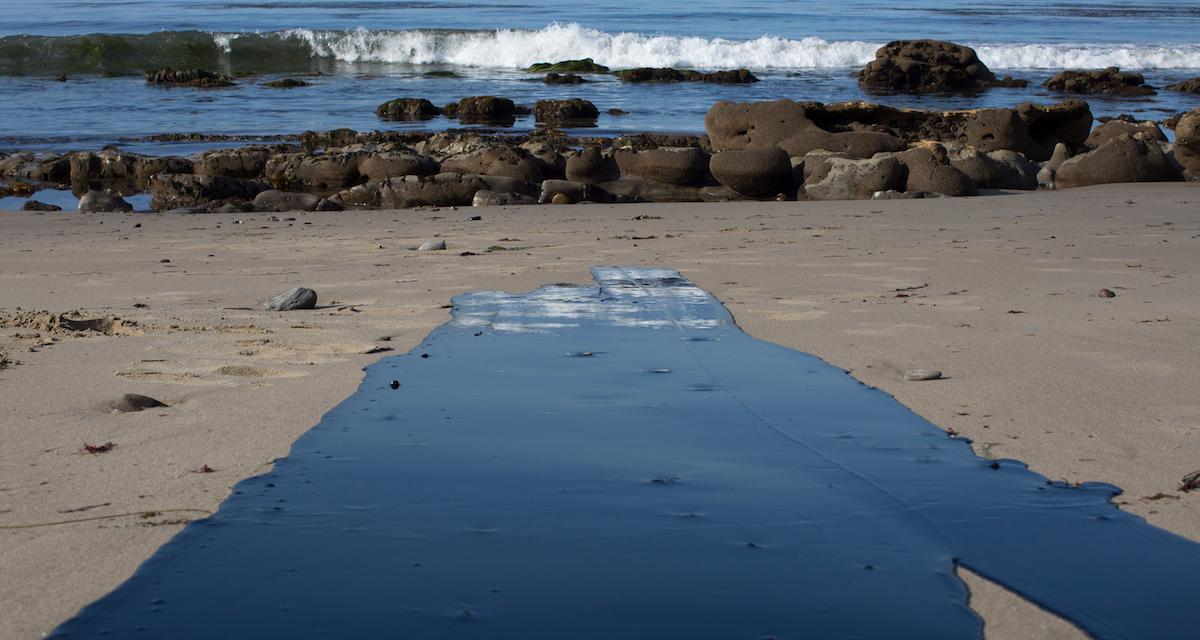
(0, 310, 143, 336)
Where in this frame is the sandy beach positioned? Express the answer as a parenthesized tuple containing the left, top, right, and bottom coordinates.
(1, 182, 1198, 638)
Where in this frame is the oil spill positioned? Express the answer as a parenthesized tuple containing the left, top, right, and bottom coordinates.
(51, 267, 1200, 639)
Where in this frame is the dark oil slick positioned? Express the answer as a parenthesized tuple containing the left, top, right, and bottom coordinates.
(51, 268, 1200, 639)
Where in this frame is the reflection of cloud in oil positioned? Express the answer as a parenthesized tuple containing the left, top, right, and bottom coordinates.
(453, 267, 730, 334)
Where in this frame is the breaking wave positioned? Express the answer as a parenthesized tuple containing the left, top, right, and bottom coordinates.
(2, 23, 1199, 75)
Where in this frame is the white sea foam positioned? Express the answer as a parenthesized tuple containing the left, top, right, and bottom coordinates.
(211, 23, 1200, 70)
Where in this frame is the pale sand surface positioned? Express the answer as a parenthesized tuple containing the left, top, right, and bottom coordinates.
(1, 183, 1198, 639)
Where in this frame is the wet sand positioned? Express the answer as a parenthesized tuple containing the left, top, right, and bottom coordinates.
(2, 183, 1198, 638)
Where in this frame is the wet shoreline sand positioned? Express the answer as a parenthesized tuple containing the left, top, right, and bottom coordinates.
(2, 182, 1198, 638)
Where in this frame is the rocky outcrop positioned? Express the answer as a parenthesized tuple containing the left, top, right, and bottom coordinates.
(1055, 135, 1182, 189)
(194, 146, 287, 179)
(1166, 78, 1200, 93)
(709, 148, 793, 198)
(705, 99, 1091, 161)
(440, 146, 544, 183)
(565, 147, 620, 184)
(544, 73, 586, 85)
(947, 146, 1038, 190)
(144, 68, 234, 88)
(533, 99, 599, 126)
(472, 190, 538, 207)
(1085, 120, 1167, 149)
(0, 152, 71, 183)
(615, 68, 758, 83)
(1167, 108, 1200, 180)
(148, 174, 268, 210)
(357, 150, 439, 181)
(858, 40, 998, 92)
(263, 78, 311, 89)
(897, 145, 977, 196)
(376, 98, 441, 120)
(613, 147, 710, 186)
(527, 58, 610, 74)
(596, 178, 740, 203)
(329, 173, 488, 209)
(1044, 68, 1156, 96)
(802, 155, 906, 200)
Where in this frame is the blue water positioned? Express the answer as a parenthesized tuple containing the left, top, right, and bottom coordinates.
(49, 268, 1200, 639)
(1, 1, 1199, 151)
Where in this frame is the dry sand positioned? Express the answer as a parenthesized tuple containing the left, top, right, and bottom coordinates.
(1, 183, 1198, 639)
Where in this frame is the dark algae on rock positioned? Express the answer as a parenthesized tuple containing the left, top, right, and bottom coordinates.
(49, 268, 1200, 640)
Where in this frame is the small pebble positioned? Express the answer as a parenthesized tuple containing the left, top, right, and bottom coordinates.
(417, 240, 447, 251)
(903, 369, 943, 382)
(389, 380, 400, 390)
(264, 287, 318, 311)
(1099, 288, 1116, 298)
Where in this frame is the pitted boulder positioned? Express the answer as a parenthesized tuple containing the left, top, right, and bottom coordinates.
(1172, 108, 1200, 179)
(253, 190, 323, 212)
(472, 190, 538, 206)
(1045, 68, 1156, 96)
(1056, 135, 1183, 189)
(193, 147, 280, 179)
(948, 146, 1038, 190)
(292, 152, 364, 191)
(614, 147, 710, 186)
(1085, 120, 1167, 150)
(858, 40, 997, 92)
(709, 147, 793, 198)
(897, 146, 978, 196)
(440, 147, 544, 183)
(149, 173, 268, 210)
(357, 151, 440, 181)
(565, 147, 620, 184)
(802, 156, 906, 201)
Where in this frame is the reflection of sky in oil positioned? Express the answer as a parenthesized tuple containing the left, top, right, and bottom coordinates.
(52, 268, 1200, 640)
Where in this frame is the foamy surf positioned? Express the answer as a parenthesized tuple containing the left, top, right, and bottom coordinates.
(4, 23, 1200, 75)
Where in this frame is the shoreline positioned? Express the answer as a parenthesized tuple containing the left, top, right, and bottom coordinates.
(2, 183, 1198, 638)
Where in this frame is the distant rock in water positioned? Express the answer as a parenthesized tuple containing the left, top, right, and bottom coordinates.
(144, 68, 235, 88)
(375, 98, 441, 121)
(264, 287, 318, 311)
(526, 58, 610, 74)
(443, 96, 522, 125)
(858, 40, 997, 92)
(423, 70, 462, 78)
(534, 99, 599, 127)
(544, 73, 587, 85)
(1044, 68, 1156, 96)
(263, 78, 311, 89)
(1166, 77, 1200, 93)
(615, 68, 758, 84)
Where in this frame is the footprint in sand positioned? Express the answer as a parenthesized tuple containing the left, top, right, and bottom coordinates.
(115, 370, 207, 384)
(215, 364, 302, 378)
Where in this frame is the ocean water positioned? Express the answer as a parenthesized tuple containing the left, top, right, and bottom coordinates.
(1, 0, 1200, 153)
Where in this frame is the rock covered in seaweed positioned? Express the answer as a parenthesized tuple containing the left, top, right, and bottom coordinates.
(376, 98, 442, 121)
(533, 99, 599, 126)
(858, 40, 998, 92)
(144, 68, 235, 88)
(1044, 68, 1156, 96)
